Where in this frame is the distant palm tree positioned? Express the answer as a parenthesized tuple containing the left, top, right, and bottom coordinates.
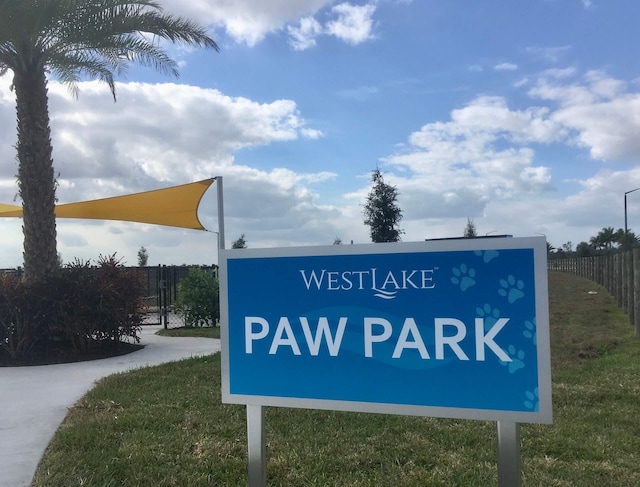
(589, 235, 603, 251)
(590, 226, 617, 253)
(598, 226, 617, 251)
(546, 242, 555, 255)
(615, 227, 640, 250)
(0, 0, 218, 280)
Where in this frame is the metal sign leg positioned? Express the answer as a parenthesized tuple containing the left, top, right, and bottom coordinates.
(497, 421, 520, 487)
(247, 405, 266, 487)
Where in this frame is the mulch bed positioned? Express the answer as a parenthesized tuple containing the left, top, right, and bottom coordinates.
(1, 341, 144, 367)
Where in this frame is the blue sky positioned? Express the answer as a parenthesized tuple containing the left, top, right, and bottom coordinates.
(1, 0, 640, 266)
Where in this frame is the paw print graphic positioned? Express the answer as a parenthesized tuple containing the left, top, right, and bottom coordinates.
(499, 345, 525, 373)
(523, 319, 536, 345)
(524, 388, 539, 411)
(474, 249, 500, 263)
(451, 264, 476, 291)
(476, 303, 501, 332)
(498, 275, 525, 304)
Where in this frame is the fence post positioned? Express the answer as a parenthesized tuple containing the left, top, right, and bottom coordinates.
(599, 255, 603, 286)
(615, 254, 622, 308)
(635, 249, 640, 336)
(612, 254, 618, 297)
(618, 252, 629, 313)
(154, 264, 161, 326)
(631, 249, 640, 336)
(606, 254, 613, 295)
(603, 254, 608, 287)
(161, 265, 168, 329)
(622, 252, 628, 314)
(627, 252, 634, 326)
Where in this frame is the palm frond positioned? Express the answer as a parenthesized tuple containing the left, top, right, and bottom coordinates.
(2, 0, 218, 88)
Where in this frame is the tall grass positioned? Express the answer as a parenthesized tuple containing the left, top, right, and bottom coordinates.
(33, 272, 640, 486)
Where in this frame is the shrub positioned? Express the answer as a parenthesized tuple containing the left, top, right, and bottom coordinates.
(0, 273, 43, 362)
(174, 267, 219, 327)
(0, 254, 145, 365)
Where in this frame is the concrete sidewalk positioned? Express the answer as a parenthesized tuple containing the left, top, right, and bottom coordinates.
(0, 326, 220, 487)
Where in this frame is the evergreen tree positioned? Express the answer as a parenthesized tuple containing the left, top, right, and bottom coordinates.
(232, 234, 247, 249)
(363, 169, 404, 243)
(463, 218, 477, 238)
(575, 241, 595, 258)
(137, 246, 149, 266)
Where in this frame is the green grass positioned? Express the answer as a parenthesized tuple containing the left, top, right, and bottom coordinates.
(156, 326, 220, 339)
(33, 272, 640, 486)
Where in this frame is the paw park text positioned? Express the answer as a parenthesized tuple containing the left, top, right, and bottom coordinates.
(244, 315, 512, 362)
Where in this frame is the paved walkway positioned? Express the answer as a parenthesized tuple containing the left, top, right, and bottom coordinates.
(0, 326, 220, 487)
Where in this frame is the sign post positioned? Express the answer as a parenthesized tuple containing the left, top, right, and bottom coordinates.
(246, 404, 266, 487)
(497, 421, 521, 487)
(220, 237, 552, 485)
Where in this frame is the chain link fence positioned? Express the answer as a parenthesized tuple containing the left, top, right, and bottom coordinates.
(136, 265, 218, 329)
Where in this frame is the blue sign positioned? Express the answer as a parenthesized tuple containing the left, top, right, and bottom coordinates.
(220, 238, 552, 423)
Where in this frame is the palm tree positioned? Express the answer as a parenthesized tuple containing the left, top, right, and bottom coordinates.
(597, 226, 617, 252)
(546, 242, 555, 256)
(589, 234, 604, 252)
(615, 227, 640, 250)
(0, 0, 218, 280)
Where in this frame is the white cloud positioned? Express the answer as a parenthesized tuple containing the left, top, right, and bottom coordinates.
(40, 80, 323, 196)
(349, 68, 640, 246)
(525, 46, 572, 63)
(553, 96, 640, 160)
(494, 63, 518, 71)
(336, 85, 379, 101)
(530, 71, 640, 160)
(286, 2, 378, 50)
(325, 3, 376, 44)
(4, 63, 640, 268)
(530, 70, 625, 106)
(448, 96, 563, 144)
(160, 0, 333, 46)
(288, 16, 323, 50)
(482, 166, 640, 247)
(0, 76, 344, 265)
(159, 0, 377, 49)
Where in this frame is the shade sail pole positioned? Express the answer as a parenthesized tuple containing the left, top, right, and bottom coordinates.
(217, 176, 225, 250)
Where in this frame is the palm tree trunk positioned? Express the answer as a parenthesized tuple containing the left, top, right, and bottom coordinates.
(14, 67, 58, 280)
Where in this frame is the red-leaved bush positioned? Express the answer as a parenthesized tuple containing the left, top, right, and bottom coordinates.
(0, 254, 145, 365)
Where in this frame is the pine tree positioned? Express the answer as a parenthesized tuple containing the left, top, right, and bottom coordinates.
(363, 169, 404, 243)
(232, 234, 247, 249)
(137, 246, 149, 266)
(463, 218, 477, 238)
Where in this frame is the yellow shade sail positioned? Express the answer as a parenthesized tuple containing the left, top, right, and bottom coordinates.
(0, 178, 215, 231)
(0, 203, 22, 217)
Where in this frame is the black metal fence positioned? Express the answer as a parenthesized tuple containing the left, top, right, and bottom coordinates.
(132, 265, 218, 328)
